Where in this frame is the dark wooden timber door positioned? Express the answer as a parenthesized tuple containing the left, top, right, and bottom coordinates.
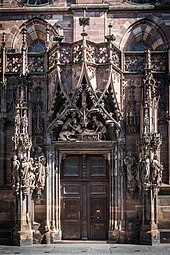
(61, 154, 109, 240)
(90, 198, 107, 240)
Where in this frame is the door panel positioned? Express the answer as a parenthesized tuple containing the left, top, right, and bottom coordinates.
(62, 198, 81, 239)
(61, 154, 109, 240)
(90, 198, 107, 240)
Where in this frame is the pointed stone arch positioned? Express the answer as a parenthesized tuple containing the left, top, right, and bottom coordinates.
(48, 70, 121, 142)
(120, 17, 169, 51)
(11, 18, 57, 51)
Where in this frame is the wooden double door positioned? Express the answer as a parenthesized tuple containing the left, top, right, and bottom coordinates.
(60, 154, 109, 240)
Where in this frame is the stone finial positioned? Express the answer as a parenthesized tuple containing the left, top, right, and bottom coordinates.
(105, 23, 116, 42)
(53, 34, 64, 43)
(22, 26, 27, 49)
(79, 9, 90, 34)
(2, 32, 6, 48)
(145, 49, 151, 71)
(53, 23, 64, 42)
(46, 24, 50, 50)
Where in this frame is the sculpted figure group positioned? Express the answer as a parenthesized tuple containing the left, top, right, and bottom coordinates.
(59, 113, 107, 141)
(124, 151, 163, 196)
(11, 147, 46, 195)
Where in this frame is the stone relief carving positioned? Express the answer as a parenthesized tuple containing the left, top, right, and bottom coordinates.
(48, 71, 121, 141)
(11, 95, 47, 197)
(138, 132, 162, 152)
(11, 146, 47, 197)
(58, 112, 107, 141)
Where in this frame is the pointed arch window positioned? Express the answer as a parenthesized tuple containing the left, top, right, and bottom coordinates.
(28, 39, 45, 54)
(28, 39, 45, 73)
(131, 40, 151, 51)
(19, 0, 52, 5)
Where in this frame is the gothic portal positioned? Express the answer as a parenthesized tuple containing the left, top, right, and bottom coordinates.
(0, 0, 170, 246)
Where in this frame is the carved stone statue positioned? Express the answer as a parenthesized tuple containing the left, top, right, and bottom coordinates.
(28, 158, 36, 189)
(21, 109, 28, 135)
(35, 155, 46, 190)
(58, 113, 107, 141)
(11, 155, 20, 190)
(15, 109, 20, 137)
(34, 147, 46, 191)
(20, 157, 30, 188)
(92, 116, 106, 139)
(59, 114, 79, 141)
(151, 154, 163, 187)
(140, 155, 150, 185)
(124, 152, 138, 196)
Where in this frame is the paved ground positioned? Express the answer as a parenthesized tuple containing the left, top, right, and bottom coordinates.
(0, 243, 170, 255)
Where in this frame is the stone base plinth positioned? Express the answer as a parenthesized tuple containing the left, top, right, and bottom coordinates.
(108, 229, 124, 242)
(140, 224, 160, 245)
(13, 229, 33, 246)
(50, 229, 62, 243)
(151, 225, 160, 245)
(140, 224, 151, 245)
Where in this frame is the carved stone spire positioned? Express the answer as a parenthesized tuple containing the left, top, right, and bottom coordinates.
(137, 48, 162, 197)
(79, 9, 89, 62)
(21, 26, 27, 75)
(1, 32, 6, 84)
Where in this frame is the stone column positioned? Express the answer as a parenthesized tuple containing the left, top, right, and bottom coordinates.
(168, 51, 170, 184)
(0, 32, 6, 186)
(44, 145, 52, 243)
(112, 143, 120, 241)
(13, 190, 33, 246)
(81, 154, 88, 240)
(108, 148, 115, 240)
(48, 146, 62, 242)
(119, 140, 125, 243)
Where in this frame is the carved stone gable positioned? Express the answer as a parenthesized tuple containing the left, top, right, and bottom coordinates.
(48, 74, 121, 141)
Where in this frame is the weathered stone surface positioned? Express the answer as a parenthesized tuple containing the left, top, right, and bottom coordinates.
(0, 0, 170, 246)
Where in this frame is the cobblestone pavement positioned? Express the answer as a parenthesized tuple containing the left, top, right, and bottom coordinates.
(0, 243, 170, 255)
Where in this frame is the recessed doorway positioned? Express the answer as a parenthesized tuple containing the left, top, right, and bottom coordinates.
(60, 154, 109, 240)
